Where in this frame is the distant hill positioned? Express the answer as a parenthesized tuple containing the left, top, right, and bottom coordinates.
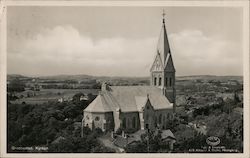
(7, 74, 243, 82)
(38, 74, 94, 81)
(176, 75, 243, 82)
(7, 74, 148, 81)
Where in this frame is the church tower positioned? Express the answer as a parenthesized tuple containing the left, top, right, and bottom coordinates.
(150, 11, 176, 107)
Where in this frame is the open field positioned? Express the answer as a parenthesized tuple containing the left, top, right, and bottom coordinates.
(10, 88, 99, 105)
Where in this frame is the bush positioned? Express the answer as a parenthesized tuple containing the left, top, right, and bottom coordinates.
(124, 128, 137, 134)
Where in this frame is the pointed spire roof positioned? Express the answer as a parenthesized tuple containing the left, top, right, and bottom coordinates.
(157, 10, 171, 66)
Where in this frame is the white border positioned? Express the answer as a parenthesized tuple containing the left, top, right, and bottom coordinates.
(0, 1, 249, 158)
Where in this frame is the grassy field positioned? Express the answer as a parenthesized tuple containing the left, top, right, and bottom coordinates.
(11, 89, 99, 105)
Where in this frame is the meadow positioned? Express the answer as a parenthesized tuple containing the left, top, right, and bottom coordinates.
(10, 88, 99, 105)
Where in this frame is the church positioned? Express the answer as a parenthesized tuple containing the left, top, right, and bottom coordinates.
(83, 13, 176, 133)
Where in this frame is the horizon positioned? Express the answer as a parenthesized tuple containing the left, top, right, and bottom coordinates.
(7, 73, 244, 78)
(7, 6, 243, 77)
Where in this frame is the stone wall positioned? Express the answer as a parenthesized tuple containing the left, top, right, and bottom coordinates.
(120, 112, 140, 131)
(83, 111, 114, 131)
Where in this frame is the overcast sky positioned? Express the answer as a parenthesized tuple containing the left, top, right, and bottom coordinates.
(7, 6, 243, 77)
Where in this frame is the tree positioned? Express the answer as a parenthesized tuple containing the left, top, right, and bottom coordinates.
(7, 78, 25, 93)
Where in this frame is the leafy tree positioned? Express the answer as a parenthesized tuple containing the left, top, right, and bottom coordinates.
(7, 78, 25, 92)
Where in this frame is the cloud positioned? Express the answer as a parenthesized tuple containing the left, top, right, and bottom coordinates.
(8, 25, 157, 76)
(169, 30, 242, 76)
(8, 26, 242, 76)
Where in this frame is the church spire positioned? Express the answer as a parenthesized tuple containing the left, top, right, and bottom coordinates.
(157, 9, 171, 66)
(162, 9, 165, 24)
(150, 10, 176, 106)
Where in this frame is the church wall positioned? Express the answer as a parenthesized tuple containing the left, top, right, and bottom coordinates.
(164, 71, 176, 104)
(164, 72, 175, 87)
(83, 111, 93, 129)
(120, 112, 140, 131)
(104, 112, 115, 131)
(151, 72, 164, 87)
(154, 109, 173, 129)
(143, 100, 156, 130)
(83, 111, 114, 132)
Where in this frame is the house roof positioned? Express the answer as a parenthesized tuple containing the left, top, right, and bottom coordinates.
(84, 85, 173, 113)
(114, 136, 127, 148)
(233, 107, 243, 115)
(51, 136, 65, 144)
(113, 129, 175, 149)
(161, 129, 175, 140)
(114, 130, 146, 148)
(129, 129, 146, 142)
(135, 96, 148, 111)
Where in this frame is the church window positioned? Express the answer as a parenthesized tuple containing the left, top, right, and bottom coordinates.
(159, 114, 162, 124)
(154, 116, 157, 127)
(159, 77, 162, 86)
(132, 117, 136, 128)
(95, 116, 100, 121)
(127, 118, 130, 128)
(123, 118, 126, 128)
(86, 115, 89, 120)
(154, 77, 157, 86)
(166, 77, 168, 87)
(170, 78, 172, 87)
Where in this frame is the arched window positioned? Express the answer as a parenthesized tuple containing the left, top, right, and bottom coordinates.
(159, 114, 162, 124)
(132, 117, 136, 128)
(123, 118, 126, 128)
(159, 77, 162, 86)
(170, 77, 172, 87)
(166, 77, 168, 87)
(154, 77, 157, 86)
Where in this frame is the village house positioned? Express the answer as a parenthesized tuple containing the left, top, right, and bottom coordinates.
(82, 13, 176, 133)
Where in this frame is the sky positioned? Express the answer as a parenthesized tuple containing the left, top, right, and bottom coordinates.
(7, 6, 243, 77)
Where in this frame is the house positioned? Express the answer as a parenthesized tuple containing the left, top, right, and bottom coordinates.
(51, 136, 65, 144)
(113, 129, 175, 151)
(80, 95, 89, 101)
(83, 13, 176, 133)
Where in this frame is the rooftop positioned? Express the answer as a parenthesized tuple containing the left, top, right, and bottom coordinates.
(84, 85, 173, 113)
